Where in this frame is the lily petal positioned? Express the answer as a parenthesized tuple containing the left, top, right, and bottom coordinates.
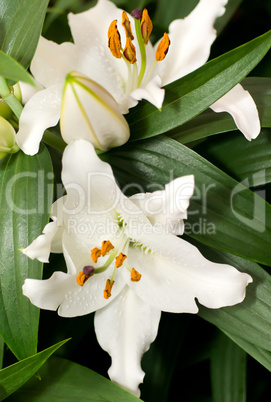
(31, 37, 78, 88)
(210, 83, 261, 140)
(124, 230, 252, 313)
(131, 75, 165, 109)
(61, 140, 123, 217)
(22, 198, 65, 262)
(156, 0, 228, 86)
(68, 0, 129, 110)
(130, 175, 194, 235)
(16, 85, 62, 155)
(94, 286, 161, 397)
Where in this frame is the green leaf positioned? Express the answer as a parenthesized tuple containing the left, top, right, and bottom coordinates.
(0, 51, 35, 85)
(169, 77, 271, 144)
(127, 30, 271, 142)
(0, 339, 69, 401)
(201, 128, 271, 187)
(0, 337, 4, 370)
(0, 0, 50, 68)
(102, 136, 271, 265)
(0, 145, 53, 360)
(8, 356, 142, 401)
(211, 331, 247, 402)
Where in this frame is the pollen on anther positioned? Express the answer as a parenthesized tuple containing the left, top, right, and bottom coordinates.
(156, 33, 170, 61)
(123, 38, 137, 64)
(108, 20, 122, 59)
(101, 240, 114, 256)
(104, 279, 115, 299)
(141, 9, 153, 44)
(122, 11, 134, 40)
(131, 268, 142, 282)
(91, 247, 101, 263)
(115, 252, 127, 268)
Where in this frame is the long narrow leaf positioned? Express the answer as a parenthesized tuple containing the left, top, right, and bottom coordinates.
(0, 145, 53, 359)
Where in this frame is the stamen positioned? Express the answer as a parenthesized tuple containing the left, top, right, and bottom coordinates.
(104, 279, 115, 299)
(101, 240, 114, 256)
(155, 33, 170, 61)
(115, 252, 127, 268)
(131, 9, 142, 20)
(76, 266, 94, 287)
(131, 268, 142, 282)
(108, 20, 122, 59)
(140, 9, 153, 44)
(122, 11, 134, 40)
(91, 247, 101, 263)
(123, 38, 137, 64)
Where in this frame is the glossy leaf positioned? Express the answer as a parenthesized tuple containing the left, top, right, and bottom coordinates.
(127, 30, 271, 142)
(211, 331, 247, 402)
(201, 128, 271, 187)
(0, 0, 50, 68)
(0, 51, 35, 85)
(0, 145, 53, 359)
(102, 136, 271, 265)
(0, 339, 69, 401)
(8, 356, 142, 401)
(169, 77, 271, 144)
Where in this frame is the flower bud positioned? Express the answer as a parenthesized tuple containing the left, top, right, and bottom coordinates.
(0, 116, 19, 160)
(60, 72, 130, 151)
(0, 83, 22, 120)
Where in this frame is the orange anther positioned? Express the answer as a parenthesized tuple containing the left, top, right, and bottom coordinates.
(155, 33, 170, 61)
(131, 268, 142, 282)
(104, 279, 115, 299)
(115, 252, 127, 268)
(101, 240, 114, 256)
(123, 38, 137, 64)
(91, 247, 101, 263)
(108, 20, 122, 59)
(122, 11, 134, 40)
(76, 271, 89, 286)
(140, 9, 153, 44)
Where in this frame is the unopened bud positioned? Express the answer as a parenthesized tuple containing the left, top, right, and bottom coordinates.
(0, 116, 19, 160)
(60, 72, 130, 151)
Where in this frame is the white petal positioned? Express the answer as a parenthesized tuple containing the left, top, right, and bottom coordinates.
(19, 80, 43, 105)
(155, 0, 228, 85)
(16, 85, 62, 155)
(61, 140, 123, 217)
(60, 72, 130, 150)
(94, 286, 161, 397)
(130, 175, 194, 235)
(22, 221, 59, 263)
(68, 0, 129, 109)
(124, 230, 252, 313)
(210, 83, 261, 140)
(22, 197, 65, 262)
(131, 75, 165, 109)
(23, 271, 75, 311)
(31, 37, 78, 87)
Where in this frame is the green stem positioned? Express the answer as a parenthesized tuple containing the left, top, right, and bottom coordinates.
(134, 19, 147, 86)
(0, 77, 23, 119)
(42, 130, 66, 153)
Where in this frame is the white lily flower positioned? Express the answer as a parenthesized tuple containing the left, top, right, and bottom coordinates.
(22, 140, 252, 396)
(16, 0, 260, 155)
